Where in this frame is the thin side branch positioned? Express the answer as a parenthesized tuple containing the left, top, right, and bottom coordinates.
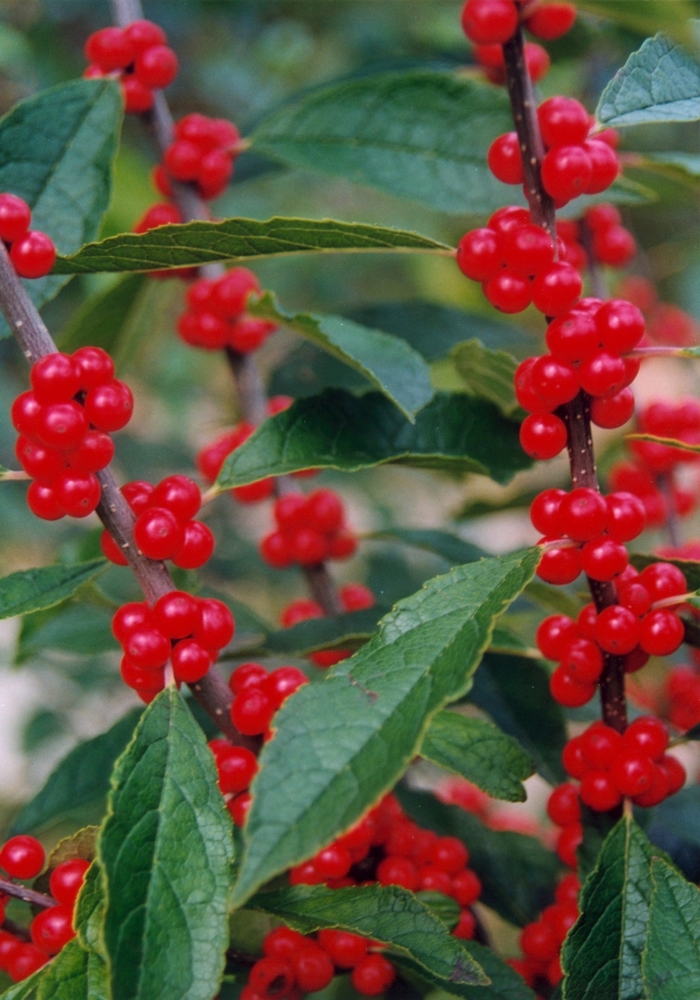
(0, 876, 55, 910)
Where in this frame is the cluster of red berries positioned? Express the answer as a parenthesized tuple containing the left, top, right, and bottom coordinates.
(509, 872, 580, 991)
(242, 926, 396, 999)
(12, 348, 133, 520)
(177, 269, 275, 352)
(558, 715, 686, 812)
(0, 193, 56, 278)
(515, 297, 645, 457)
(532, 486, 645, 588)
(281, 582, 375, 667)
(289, 794, 481, 943)
(463, 0, 577, 86)
(538, 563, 688, 708)
(101, 475, 214, 568)
(663, 664, 700, 732)
(157, 114, 243, 202)
(582, 203, 636, 268)
(227, 661, 308, 743)
(84, 20, 178, 114)
(208, 737, 259, 827)
(112, 591, 234, 700)
(0, 835, 90, 982)
(619, 275, 700, 348)
(261, 489, 357, 569)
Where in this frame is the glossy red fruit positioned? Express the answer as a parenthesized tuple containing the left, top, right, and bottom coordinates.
(124, 19, 166, 51)
(84, 27, 134, 70)
(15, 436, 66, 481)
(49, 858, 90, 907)
(583, 139, 619, 194)
(545, 310, 599, 363)
(248, 957, 294, 999)
(520, 413, 568, 460)
(595, 299, 645, 353)
(537, 97, 589, 147)
(580, 536, 628, 581)
(488, 206, 530, 236)
(35, 400, 87, 450)
(0, 836, 45, 879)
(520, 920, 559, 962)
(6, 943, 49, 982)
(536, 614, 578, 660)
(122, 480, 155, 514)
(461, 0, 518, 44)
(560, 637, 604, 683)
(580, 722, 623, 769)
(26, 481, 64, 520)
(122, 76, 155, 114)
(193, 598, 235, 651)
(0, 193, 31, 243)
(30, 353, 81, 404)
(580, 770, 622, 812)
(541, 146, 592, 203)
(216, 746, 258, 794)
(306, 488, 344, 533)
(532, 262, 582, 316)
(638, 563, 687, 602)
(340, 583, 375, 612)
(530, 488, 566, 535)
(266, 667, 308, 708)
(488, 132, 524, 185)
(65, 429, 114, 473)
(610, 751, 655, 797)
(376, 856, 419, 891)
(212, 268, 261, 317)
(314, 844, 353, 879)
(293, 946, 335, 993)
(483, 269, 532, 313)
(229, 663, 268, 695)
(578, 350, 626, 398)
(639, 609, 684, 656)
(10, 231, 56, 278)
(550, 666, 596, 707)
(151, 475, 201, 522)
(152, 591, 200, 639)
(67, 342, 114, 390)
(123, 626, 170, 669)
(623, 716, 668, 761)
(134, 45, 178, 89)
(547, 783, 581, 826)
(591, 388, 635, 429)
(452, 867, 482, 906)
(536, 542, 581, 585)
(30, 905, 75, 955)
(556, 822, 583, 867)
(171, 639, 212, 683)
(172, 520, 215, 569)
(594, 225, 636, 266)
(11, 390, 42, 436)
(595, 605, 641, 655)
(231, 687, 275, 735)
(577, 602, 598, 641)
(558, 487, 608, 541)
(228, 791, 252, 827)
(263, 926, 308, 960)
(120, 657, 164, 693)
(530, 355, 579, 408)
(228, 317, 275, 352)
(318, 930, 369, 968)
(134, 507, 184, 560)
(53, 470, 101, 518)
(525, 2, 576, 40)
(84, 379, 133, 432)
(514, 357, 546, 412)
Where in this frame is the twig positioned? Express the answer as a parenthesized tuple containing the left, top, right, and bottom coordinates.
(0, 876, 54, 910)
(502, 32, 628, 737)
(2, 918, 31, 941)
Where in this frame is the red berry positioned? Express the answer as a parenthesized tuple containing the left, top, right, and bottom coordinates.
(560, 637, 604, 683)
(121, 76, 154, 115)
(152, 590, 199, 639)
(11, 390, 42, 437)
(10, 231, 56, 278)
(134, 45, 178, 89)
(580, 536, 628, 581)
(0, 193, 30, 243)
(488, 132, 524, 185)
(248, 957, 294, 999)
(561, 740, 589, 786)
(488, 206, 530, 236)
(525, 41, 551, 82)
(35, 400, 87, 450)
(430, 835, 468, 874)
(85, 27, 134, 69)
(556, 822, 583, 867)
(580, 770, 622, 812)
(577, 602, 598, 641)
(520, 413, 568, 460)
(595, 605, 641, 655)
(120, 657, 164, 693)
(231, 688, 275, 735)
(526, 2, 576, 40)
(122, 480, 155, 514)
(230, 663, 268, 695)
(124, 626, 170, 670)
(454, 908, 477, 940)
(0, 931, 21, 971)
(658, 755, 686, 795)
(542, 145, 592, 204)
(623, 716, 668, 761)
(595, 299, 645, 354)
(171, 520, 214, 569)
(520, 921, 559, 963)
(638, 563, 687, 602)
(532, 262, 582, 316)
(49, 858, 90, 907)
(124, 19, 166, 52)
(639, 609, 684, 656)
(228, 317, 274, 353)
(617, 579, 652, 617)
(293, 946, 335, 993)
(558, 487, 608, 541)
(165, 140, 203, 182)
(376, 856, 419, 890)
(260, 531, 294, 569)
(452, 868, 482, 906)
(340, 583, 375, 612)
(171, 639, 211, 683)
(591, 388, 635, 429)
(605, 492, 646, 543)
(198, 149, 234, 198)
(351, 954, 396, 996)
(555, 873, 581, 905)
(228, 791, 252, 827)
(610, 751, 655, 797)
(112, 602, 153, 644)
(26, 481, 64, 520)
(530, 488, 565, 535)
(266, 666, 308, 708)
(193, 598, 235, 651)
(578, 349, 626, 398)
(15, 436, 66, 481)
(314, 844, 353, 879)
(6, 943, 49, 982)
(30, 352, 81, 404)
(594, 226, 636, 267)
(583, 139, 619, 194)
(530, 355, 579, 407)
(66, 430, 114, 473)
(151, 475, 201, 522)
(30, 905, 75, 955)
(537, 97, 589, 147)
(53, 469, 101, 518)
(134, 507, 184, 561)
(84, 379, 133, 432)
(318, 930, 368, 968)
(580, 722, 623, 769)
(484, 269, 532, 313)
(217, 747, 258, 796)
(0, 835, 45, 879)
(536, 542, 581, 585)
(212, 269, 260, 317)
(514, 357, 546, 412)
(461, 0, 518, 44)
(292, 528, 329, 565)
(547, 783, 581, 826)
(306, 488, 344, 534)
(263, 926, 308, 961)
(536, 614, 578, 660)
(546, 310, 599, 363)
(550, 666, 596, 707)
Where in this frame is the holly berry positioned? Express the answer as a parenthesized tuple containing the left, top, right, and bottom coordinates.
(30, 906, 75, 955)
(10, 231, 56, 278)
(134, 507, 184, 560)
(0, 836, 45, 879)
(49, 859, 90, 907)
(488, 132, 524, 185)
(461, 0, 518, 44)
(558, 487, 608, 541)
(520, 413, 568, 460)
(525, 3, 576, 40)
(351, 954, 396, 995)
(0, 193, 30, 243)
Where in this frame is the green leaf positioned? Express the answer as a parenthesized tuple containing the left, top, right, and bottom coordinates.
(0, 969, 45, 1000)
(231, 548, 540, 907)
(398, 789, 559, 928)
(250, 70, 516, 216)
(420, 712, 534, 803)
(0, 79, 122, 337)
(469, 653, 567, 787)
(97, 688, 235, 1000)
(57, 274, 148, 356)
(642, 858, 700, 999)
(249, 291, 434, 420)
(0, 559, 107, 621)
(522, 579, 581, 618)
(597, 33, 700, 128)
(561, 817, 655, 1000)
(626, 431, 700, 454)
(447, 942, 537, 1000)
(248, 883, 488, 989)
(577, 1, 698, 43)
(10, 708, 142, 835)
(74, 860, 106, 958)
(35, 940, 90, 1000)
(52, 217, 452, 274)
(214, 390, 531, 491)
(259, 607, 386, 657)
(16, 601, 117, 664)
(368, 528, 488, 566)
(449, 340, 519, 416)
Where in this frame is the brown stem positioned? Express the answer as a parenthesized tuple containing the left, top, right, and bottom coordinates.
(0, 877, 55, 909)
(502, 33, 627, 737)
(2, 919, 31, 941)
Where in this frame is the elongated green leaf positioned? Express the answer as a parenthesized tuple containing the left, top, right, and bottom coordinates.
(58, 274, 147, 356)
(251, 70, 515, 215)
(577, 1, 698, 43)
(74, 861, 106, 958)
(52, 217, 451, 274)
(231, 548, 540, 906)
(561, 817, 655, 1000)
(98, 688, 234, 1000)
(0, 559, 106, 621)
(450, 340, 519, 416)
(469, 653, 567, 787)
(398, 789, 558, 927)
(10, 709, 141, 835)
(0, 79, 121, 337)
(249, 292, 433, 420)
(16, 601, 117, 664)
(248, 884, 487, 989)
(421, 712, 534, 803)
(215, 390, 531, 491)
(369, 528, 488, 566)
(597, 33, 700, 128)
(627, 431, 700, 453)
(642, 858, 700, 999)
(0, 972, 44, 1000)
(35, 941, 90, 1000)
